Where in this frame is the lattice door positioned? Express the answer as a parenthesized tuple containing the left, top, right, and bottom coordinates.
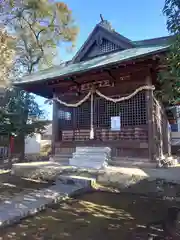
(60, 91, 147, 142)
(93, 91, 147, 141)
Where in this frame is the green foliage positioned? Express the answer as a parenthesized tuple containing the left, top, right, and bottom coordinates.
(0, 0, 78, 73)
(163, 0, 180, 34)
(0, 29, 15, 87)
(163, 0, 180, 79)
(159, 0, 180, 105)
(0, 88, 49, 160)
(0, 88, 49, 138)
(0, 1, 78, 159)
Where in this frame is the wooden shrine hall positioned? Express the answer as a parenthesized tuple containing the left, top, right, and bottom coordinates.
(14, 18, 173, 166)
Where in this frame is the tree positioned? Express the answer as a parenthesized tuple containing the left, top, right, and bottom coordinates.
(0, 88, 49, 160)
(0, 1, 78, 160)
(164, 0, 180, 81)
(0, 0, 78, 74)
(158, 0, 180, 105)
(0, 29, 15, 88)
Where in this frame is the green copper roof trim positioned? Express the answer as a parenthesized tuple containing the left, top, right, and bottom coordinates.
(14, 45, 169, 85)
(133, 41, 169, 47)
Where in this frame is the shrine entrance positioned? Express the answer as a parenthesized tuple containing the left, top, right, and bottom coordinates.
(13, 17, 172, 165)
(54, 82, 154, 159)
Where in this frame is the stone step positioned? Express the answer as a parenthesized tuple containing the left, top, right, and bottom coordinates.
(69, 160, 107, 169)
(70, 158, 108, 163)
(57, 175, 96, 188)
(69, 147, 110, 169)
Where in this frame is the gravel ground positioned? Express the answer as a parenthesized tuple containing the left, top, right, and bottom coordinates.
(1, 191, 180, 239)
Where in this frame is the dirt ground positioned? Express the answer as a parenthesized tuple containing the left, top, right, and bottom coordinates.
(0, 172, 54, 203)
(1, 191, 179, 240)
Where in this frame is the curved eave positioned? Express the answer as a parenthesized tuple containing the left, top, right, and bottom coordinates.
(13, 46, 169, 99)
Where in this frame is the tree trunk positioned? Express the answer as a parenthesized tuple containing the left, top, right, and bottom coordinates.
(19, 134, 25, 162)
(19, 109, 28, 162)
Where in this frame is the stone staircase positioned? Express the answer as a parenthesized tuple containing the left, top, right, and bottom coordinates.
(69, 147, 111, 169)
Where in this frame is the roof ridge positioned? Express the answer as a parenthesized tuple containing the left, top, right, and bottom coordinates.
(72, 20, 134, 63)
(134, 35, 172, 42)
(97, 18, 133, 44)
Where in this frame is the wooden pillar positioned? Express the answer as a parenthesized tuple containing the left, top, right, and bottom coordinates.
(72, 108, 76, 141)
(164, 113, 171, 156)
(145, 75, 155, 162)
(52, 93, 59, 155)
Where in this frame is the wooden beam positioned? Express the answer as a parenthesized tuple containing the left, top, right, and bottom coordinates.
(47, 66, 149, 94)
(45, 59, 154, 87)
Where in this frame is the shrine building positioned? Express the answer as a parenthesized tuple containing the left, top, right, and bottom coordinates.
(13, 19, 173, 166)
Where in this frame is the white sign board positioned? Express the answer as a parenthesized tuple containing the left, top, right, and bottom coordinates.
(111, 116, 121, 131)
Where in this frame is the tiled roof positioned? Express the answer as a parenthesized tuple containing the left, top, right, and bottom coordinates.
(14, 45, 168, 85)
(133, 36, 172, 47)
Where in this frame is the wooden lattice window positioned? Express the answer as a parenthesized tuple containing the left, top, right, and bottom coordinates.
(61, 91, 147, 130)
(58, 107, 73, 130)
(60, 92, 148, 142)
(84, 38, 121, 60)
(99, 38, 120, 53)
(74, 100, 91, 129)
(58, 109, 71, 120)
(94, 91, 147, 127)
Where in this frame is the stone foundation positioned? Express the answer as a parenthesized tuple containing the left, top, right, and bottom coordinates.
(11, 161, 180, 200)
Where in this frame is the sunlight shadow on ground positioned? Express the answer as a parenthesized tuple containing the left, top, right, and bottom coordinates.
(0, 172, 54, 204)
(1, 191, 175, 239)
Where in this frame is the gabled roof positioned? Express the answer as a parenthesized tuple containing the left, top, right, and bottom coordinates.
(13, 18, 172, 98)
(58, 35, 171, 69)
(72, 20, 135, 63)
(14, 45, 168, 87)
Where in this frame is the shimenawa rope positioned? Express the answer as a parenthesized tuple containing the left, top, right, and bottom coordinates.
(53, 85, 155, 107)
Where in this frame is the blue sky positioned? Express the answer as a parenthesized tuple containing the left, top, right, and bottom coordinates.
(37, 0, 169, 119)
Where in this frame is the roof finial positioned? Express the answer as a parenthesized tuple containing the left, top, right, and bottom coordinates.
(98, 15, 114, 31)
(100, 14, 104, 22)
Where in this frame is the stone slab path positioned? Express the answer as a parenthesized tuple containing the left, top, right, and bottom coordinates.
(0, 177, 91, 228)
